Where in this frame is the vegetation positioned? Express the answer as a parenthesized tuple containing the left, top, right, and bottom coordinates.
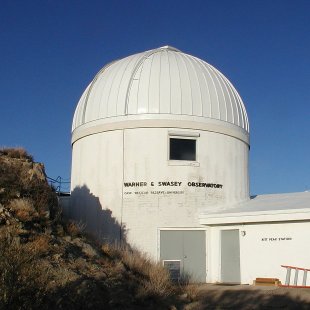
(0, 148, 197, 310)
(0, 227, 51, 309)
(0, 147, 33, 161)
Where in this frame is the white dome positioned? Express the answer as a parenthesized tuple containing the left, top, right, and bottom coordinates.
(72, 46, 249, 143)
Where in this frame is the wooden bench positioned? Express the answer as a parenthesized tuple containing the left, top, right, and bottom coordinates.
(253, 278, 282, 286)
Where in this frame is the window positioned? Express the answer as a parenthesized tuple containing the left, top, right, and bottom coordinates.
(169, 138, 196, 161)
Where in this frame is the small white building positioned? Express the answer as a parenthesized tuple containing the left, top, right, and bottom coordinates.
(70, 46, 310, 284)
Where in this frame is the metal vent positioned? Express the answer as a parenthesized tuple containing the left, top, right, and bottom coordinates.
(163, 260, 181, 281)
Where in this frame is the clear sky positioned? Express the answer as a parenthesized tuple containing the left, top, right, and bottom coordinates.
(1, 0, 309, 195)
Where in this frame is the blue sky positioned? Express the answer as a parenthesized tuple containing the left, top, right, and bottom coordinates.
(1, 0, 309, 195)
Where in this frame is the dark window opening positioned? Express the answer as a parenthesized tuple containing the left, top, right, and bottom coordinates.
(169, 138, 196, 161)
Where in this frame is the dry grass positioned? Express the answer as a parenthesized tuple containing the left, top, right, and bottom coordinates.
(0, 228, 50, 309)
(26, 181, 59, 221)
(182, 283, 200, 302)
(65, 220, 86, 237)
(141, 261, 175, 298)
(28, 234, 51, 255)
(0, 147, 33, 161)
(102, 243, 175, 298)
(9, 198, 38, 222)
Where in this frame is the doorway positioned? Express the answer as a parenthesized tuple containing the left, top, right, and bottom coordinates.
(160, 230, 206, 282)
(221, 229, 241, 283)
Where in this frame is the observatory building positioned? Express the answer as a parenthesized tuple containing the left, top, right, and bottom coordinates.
(70, 46, 310, 284)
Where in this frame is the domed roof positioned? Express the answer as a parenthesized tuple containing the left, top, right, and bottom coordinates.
(72, 46, 249, 143)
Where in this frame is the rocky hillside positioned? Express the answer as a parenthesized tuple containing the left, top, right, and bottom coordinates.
(0, 148, 192, 310)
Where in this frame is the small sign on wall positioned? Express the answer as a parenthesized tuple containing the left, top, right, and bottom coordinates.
(261, 237, 293, 242)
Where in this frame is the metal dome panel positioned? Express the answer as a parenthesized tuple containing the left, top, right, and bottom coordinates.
(72, 46, 249, 133)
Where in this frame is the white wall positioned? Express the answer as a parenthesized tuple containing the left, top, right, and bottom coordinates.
(71, 127, 249, 259)
(70, 130, 124, 242)
(208, 221, 310, 285)
(122, 127, 249, 258)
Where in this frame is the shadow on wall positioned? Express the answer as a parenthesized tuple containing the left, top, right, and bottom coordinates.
(68, 185, 126, 244)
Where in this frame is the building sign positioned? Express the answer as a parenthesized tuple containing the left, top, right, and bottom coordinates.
(261, 237, 293, 242)
(123, 180, 223, 195)
(124, 181, 223, 188)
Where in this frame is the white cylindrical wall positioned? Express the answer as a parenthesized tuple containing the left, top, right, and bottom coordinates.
(71, 127, 249, 258)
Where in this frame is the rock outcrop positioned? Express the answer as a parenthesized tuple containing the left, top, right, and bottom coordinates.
(0, 148, 58, 236)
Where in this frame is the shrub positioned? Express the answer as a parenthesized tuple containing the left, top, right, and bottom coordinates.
(140, 261, 175, 298)
(0, 147, 33, 161)
(28, 234, 51, 256)
(65, 220, 86, 238)
(0, 158, 24, 203)
(9, 198, 38, 222)
(0, 228, 50, 309)
(181, 283, 200, 302)
(101, 243, 175, 299)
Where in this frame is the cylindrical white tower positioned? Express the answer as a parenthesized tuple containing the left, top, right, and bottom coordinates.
(71, 46, 250, 258)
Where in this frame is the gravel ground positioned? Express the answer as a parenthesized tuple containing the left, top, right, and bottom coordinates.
(185, 284, 310, 310)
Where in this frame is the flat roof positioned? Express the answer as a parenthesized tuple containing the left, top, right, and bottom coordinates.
(199, 191, 310, 225)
